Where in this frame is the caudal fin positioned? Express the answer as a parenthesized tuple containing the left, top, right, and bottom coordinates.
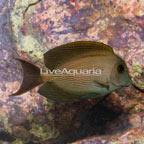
(11, 58, 43, 96)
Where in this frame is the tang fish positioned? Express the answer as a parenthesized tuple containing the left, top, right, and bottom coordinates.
(11, 41, 132, 102)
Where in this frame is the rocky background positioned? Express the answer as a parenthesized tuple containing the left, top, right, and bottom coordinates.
(0, 0, 144, 143)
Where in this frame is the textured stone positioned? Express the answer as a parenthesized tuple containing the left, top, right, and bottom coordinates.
(0, 0, 144, 143)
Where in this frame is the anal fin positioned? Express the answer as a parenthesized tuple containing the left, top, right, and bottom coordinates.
(38, 82, 81, 102)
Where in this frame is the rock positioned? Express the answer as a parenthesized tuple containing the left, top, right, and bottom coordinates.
(0, 0, 143, 143)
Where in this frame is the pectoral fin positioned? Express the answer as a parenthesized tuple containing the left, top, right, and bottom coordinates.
(94, 80, 110, 90)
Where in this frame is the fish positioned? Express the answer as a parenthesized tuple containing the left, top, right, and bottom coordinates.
(11, 41, 132, 102)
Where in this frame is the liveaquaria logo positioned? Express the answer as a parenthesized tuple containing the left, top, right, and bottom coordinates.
(40, 68, 103, 76)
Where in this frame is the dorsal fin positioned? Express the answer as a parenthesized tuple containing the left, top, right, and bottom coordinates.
(44, 41, 114, 69)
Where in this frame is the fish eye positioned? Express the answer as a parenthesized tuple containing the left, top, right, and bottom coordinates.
(117, 64, 125, 74)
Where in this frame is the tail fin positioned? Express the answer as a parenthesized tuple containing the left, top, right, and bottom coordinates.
(11, 58, 43, 96)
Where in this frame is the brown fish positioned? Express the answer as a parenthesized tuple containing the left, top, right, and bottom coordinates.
(11, 41, 132, 102)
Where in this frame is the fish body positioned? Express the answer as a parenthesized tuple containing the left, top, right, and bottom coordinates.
(11, 41, 132, 102)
